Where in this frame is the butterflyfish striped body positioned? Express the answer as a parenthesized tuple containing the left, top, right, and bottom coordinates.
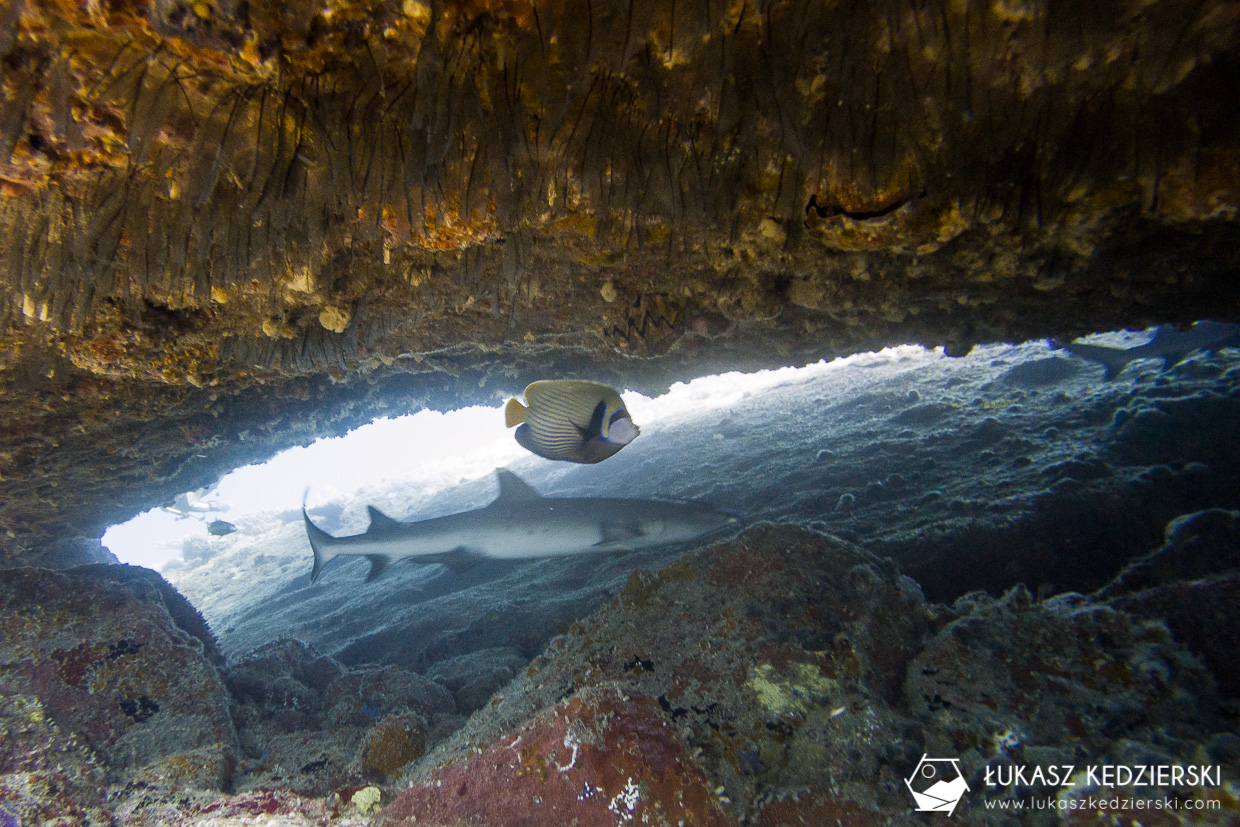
(504, 380, 640, 463)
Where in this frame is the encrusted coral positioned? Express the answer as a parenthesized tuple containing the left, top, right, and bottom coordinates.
(221, 636, 458, 798)
(0, 567, 237, 785)
(0, 693, 113, 825)
(358, 714, 427, 778)
(382, 687, 733, 827)
(392, 524, 1238, 825)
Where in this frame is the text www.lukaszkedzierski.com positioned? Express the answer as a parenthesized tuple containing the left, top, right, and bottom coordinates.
(983, 797, 1221, 812)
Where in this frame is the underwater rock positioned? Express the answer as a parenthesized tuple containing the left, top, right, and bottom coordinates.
(403, 525, 933, 821)
(1098, 509, 1240, 596)
(358, 714, 428, 779)
(0, 567, 236, 788)
(1100, 510, 1240, 698)
(426, 646, 528, 715)
(1039, 454, 1114, 482)
(324, 664, 455, 726)
(42, 536, 120, 569)
(232, 726, 369, 799)
(221, 639, 360, 795)
(72, 563, 225, 668)
(126, 744, 236, 794)
(225, 637, 347, 714)
(875, 454, 1235, 604)
(0, 693, 113, 826)
(751, 796, 888, 827)
(223, 637, 456, 796)
(997, 355, 1083, 387)
(381, 686, 733, 827)
(113, 788, 374, 826)
(1109, 392, 1240, 468)
(392, 525, 1236, 824)
(1113, 575, 1240, 699)
(890, 401, 957, 427)
(906, 585, 1221, 781)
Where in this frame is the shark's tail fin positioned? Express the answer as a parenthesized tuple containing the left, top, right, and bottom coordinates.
(1063, 342, 1133, 381)
(302, 492, 339, 583)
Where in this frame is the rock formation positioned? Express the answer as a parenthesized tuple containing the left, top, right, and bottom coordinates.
(1, 0, 1239, 560)
(2, 0, 1240, 822)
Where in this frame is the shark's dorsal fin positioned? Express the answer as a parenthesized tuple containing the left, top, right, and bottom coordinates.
(366, 505, 403, 530)
(494, 469, 542, 502)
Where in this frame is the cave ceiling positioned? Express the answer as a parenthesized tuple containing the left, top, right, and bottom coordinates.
(0, 0, 1238, 563)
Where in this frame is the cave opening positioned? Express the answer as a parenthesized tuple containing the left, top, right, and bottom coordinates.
(102, 403, 524, 571)
(103, 327, 1240, 668)
(101, 360, 835, 577)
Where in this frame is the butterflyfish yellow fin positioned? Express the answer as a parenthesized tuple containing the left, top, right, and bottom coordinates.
(504, 397, 528, 428)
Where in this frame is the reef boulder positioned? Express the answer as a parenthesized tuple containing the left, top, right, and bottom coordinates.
(1099, 509, 1240, 698)
(0, 565, 237, 800)
(382, 687, 733, 827)
(222, 636, 460, 798)
(385, 524, 1236, 825)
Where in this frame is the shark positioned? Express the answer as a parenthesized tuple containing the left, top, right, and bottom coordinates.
(302, 469, 741, 583)
(1061, 321, 1240, 381)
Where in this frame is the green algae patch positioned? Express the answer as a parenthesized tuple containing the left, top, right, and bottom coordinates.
(746, 662, 840, 719)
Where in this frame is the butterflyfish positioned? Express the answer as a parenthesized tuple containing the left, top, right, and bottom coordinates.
(504, 380, 640, 463)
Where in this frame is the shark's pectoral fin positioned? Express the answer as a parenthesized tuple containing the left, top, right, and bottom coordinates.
(596, 522, 645, 545)
(364, 554, 392, 582)
(437, 547, 486, 572)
